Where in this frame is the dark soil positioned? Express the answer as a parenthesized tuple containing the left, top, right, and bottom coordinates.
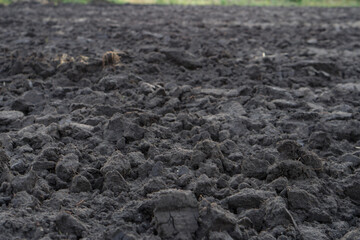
(1, 3, 360, 240)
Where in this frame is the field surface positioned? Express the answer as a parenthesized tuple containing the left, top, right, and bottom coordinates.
(1, 3, 360, 240)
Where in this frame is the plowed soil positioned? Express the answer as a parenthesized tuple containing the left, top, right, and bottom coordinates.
(1, 3, 360, 240)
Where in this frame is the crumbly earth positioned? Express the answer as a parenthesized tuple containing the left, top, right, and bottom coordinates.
(0, 3, 360, 240)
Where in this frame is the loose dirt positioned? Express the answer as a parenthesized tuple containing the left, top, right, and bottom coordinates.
(1, 3, 360, 240)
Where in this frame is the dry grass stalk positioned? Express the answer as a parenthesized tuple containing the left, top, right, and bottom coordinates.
(102, 51, 120, 68)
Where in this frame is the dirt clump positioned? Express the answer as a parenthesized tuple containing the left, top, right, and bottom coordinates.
(0, 3, 360, 239)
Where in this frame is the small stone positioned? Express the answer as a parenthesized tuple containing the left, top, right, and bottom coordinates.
(10, 157, 28, 173)
(149, 161, 164, 177)
(80, 168, 103, 191)
(194, 139, 224, 160)
(299, 226, 328, 240)
(238, 217, 253, 228)
(11, 99, 32, 113)
(55, 213, 86, 238)
(97, 75, 125, 91)
(143, 178, 166, 195)
(226, 188, 275, 212)
(324, 120, 360, 142)
(299, 151, 323, 170)
(287, 188, 319, 210)
(0, 133, 14, 152)
(108, 229, 140, 240)
(100, 151, 131, 177)
(331, 221, 350, 239)
(55, 153, 79, 182)
(277, 140, 302, 159)
(209, 231, 234, 240)
(308, 131, 331, 149)
(31, 61, 55, 78)
(341, 228, 360, 240)
(59, 121, 93, 140)
(307, 208, 332, 223)
(287, 60, 340, 76)
(267, 177, 288, 193)
(333, 83, 360, 95)
(344, 180, 360, 201)
(197, 203, 237, 239)
(291, 111, 319, 121)
(277, 236, 290, 240)
(23, 90, 45, 104)
(161, 48, 202, 69)
(267, 160, 314, 182)
(116, 137, 126, 150)
(0, 150, 12, 184)
(32, 160, 56, 172)
(10, 190, 39, 208)
(137, 161, 153, 179)
(177, 165, 191, 176)
(127, 151, 146, 168)
(194, 174, 215, 198)
(11, 170, 37, 193)
(94, 142, 115, 156)
(193, 139, 224, 171)
(153, 189, 199, 239)
(258, 233, 276, 240)
(177, 174, 193, 188)
(241, 157, 270, 180)
(220, 139, 238, 156)
(229, 174, 244, 189)
(264, 197, 292, 228)
(70, 175, 92, 193)
(216, 176, 228, 189)
(10, 60, 24, 74)
(239, 208, 265, 232)
(219, 130, 231, 142)
(247, 65, 261, 80)
(271, 99, 300, 109)
(325, 111, 352, 121)
(38, 147, 61, 162)
(45, 173, 67, 190)
(104, 113, 145, 142)
(275, 140, 306, 162)
(187, 150, 206, 170)
(102, 170, 129, 194)
(32, 178, 51, 201)
(340, 154, 360, 168)
(0, 110, 24, 125)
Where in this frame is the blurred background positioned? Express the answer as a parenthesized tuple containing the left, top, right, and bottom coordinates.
(1, 0, 359, 9)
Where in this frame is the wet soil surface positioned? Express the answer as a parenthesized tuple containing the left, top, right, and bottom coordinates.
(1, 3, 360, 240)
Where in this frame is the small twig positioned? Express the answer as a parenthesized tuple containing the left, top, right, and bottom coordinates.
(76, 199, 85, 207)
(284, 208, 303, 240)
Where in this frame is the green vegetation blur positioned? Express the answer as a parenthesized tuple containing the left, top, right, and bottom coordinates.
(1, 0, 359, 7)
